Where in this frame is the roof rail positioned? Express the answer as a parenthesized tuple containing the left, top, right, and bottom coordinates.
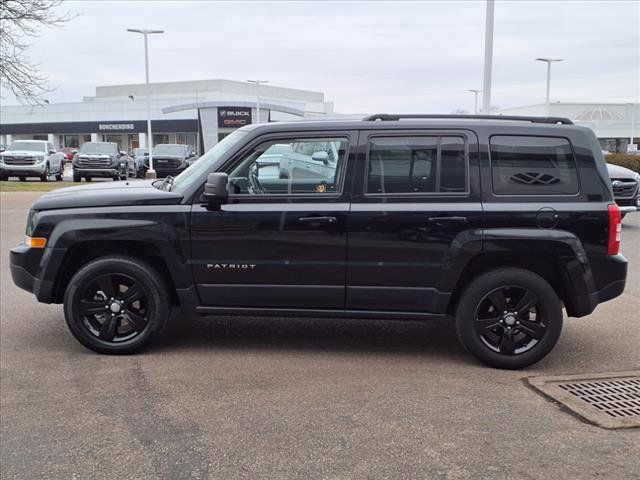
(362, 114, 574, 125)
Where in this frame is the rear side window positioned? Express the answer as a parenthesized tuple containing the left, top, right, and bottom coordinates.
(367, 136, 467, 194)
(490, 136, 579, 195)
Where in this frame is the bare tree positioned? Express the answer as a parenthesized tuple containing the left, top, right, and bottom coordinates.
(0, 0, 75, 104)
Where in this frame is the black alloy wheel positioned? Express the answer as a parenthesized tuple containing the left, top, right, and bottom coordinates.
(76, 273, 149, 343)
(455, 268, 563, 369)
(474, 286, 546, 356)
(64, 256, 170, 354)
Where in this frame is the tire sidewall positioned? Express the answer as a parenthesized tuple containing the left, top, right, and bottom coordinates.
(63, 256, 169, 354)
(456, 268, 563, 369)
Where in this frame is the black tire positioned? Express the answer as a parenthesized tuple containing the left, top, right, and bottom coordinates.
(40, 164, 50, 182)
(63, 255, 170, 354)
(85, 176, 92, 182)
(73, 172, 81, 182)
(19, 177, 26, 182)
(455, 268, 563, 369)
(56, 161, 65, 181)
(0, 175, 7, 181)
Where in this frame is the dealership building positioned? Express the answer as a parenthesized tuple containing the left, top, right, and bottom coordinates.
(0, 79, 335, 153)
(499, 102, 639, 153)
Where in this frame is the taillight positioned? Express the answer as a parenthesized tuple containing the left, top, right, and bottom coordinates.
(607, 203, 622, 255)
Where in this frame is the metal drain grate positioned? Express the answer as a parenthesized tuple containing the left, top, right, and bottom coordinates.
(528, 371, 640, 429)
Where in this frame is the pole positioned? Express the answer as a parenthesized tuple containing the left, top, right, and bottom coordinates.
(256, 83, 260, 124)
(545, 61, 551, 117)
(143, 33, 155, 177)
(481, 0, 495, 114)
(248, 80, 269, 124)
(631, 103, 636, 149)
(474, 91, 479, 115)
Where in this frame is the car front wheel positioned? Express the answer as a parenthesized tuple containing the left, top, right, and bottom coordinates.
(455, 267, 563, 369)
(63, 256, 170, 354)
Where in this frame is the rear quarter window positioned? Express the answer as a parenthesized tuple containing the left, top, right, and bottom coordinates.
(489, 135, 579, 195)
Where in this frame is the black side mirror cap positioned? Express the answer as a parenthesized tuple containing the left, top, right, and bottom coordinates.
(203, 172, 229, 207)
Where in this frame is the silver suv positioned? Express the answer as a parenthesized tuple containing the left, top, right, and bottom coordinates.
(0, 140, 66, 182)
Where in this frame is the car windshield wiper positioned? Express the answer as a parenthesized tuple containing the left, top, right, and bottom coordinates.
(160, 175, 175, 191)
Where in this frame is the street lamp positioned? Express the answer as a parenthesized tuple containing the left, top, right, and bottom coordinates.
(247, 80, 269, 123)
(467, 89, 482, 115)
(481, 0, 495, 114)
(535, 58, 563, 117)
(127, 28, 164, 178)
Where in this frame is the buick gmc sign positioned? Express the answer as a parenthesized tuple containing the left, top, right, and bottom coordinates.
(217, 107, 252, 127)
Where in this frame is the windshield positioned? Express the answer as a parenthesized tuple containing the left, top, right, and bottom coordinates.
(8, 141, 46, 152)
(171, 129, 248, 193)
(153, 144, 186, 156)
(80, 143, 117, 155)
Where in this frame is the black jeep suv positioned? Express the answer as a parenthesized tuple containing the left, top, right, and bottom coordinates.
(10, 115, 627, 369)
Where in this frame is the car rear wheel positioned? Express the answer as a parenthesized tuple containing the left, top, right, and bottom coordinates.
(19, 177, 26, 182)
(63, 256, 170, 354)
(455, 268, 563, 369)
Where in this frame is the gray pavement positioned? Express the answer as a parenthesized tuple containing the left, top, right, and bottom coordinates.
(1, 191, 639, 480)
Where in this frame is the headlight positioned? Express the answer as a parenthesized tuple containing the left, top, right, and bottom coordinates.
(35, 156, 45, 163)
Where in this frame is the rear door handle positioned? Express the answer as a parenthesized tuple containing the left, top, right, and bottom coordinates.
(427, 216, 468, 225)
(298, 216, 337, 224)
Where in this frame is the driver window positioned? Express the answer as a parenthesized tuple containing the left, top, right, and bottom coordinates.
(227, 137, 348, 195)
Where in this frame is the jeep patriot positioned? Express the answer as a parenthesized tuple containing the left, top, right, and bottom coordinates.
(10, 114, 627, 369)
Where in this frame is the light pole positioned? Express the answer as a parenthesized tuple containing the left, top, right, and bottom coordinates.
(467, 89, 482, 115)
(247, 80, 269, 123)
(127, 28, 164, 178)
(536, 58, 563, 117)
(481, 0, 495, 114)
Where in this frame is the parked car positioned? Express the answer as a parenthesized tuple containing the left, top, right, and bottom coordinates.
(59, 147, 78, 161)
(10, 114, 628, 369)
(151, 144, 197, 177)
(72, 142, 129, 182)
(0, 140, 65, 181)
(127, 147, 149, 178)
(606, 163, 640, 216)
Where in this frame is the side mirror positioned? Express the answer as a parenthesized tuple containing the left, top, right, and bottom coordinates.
(49, 150, 56, 155)
(191, 151, 197, 157)
(71, 149, 78, 154)
(203, 172, 228, 207)
(311, 151, 329, 165)
(119, 150, 127, 156)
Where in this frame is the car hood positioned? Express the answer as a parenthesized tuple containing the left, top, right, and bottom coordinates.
(606, 163, 639, 179)
(32, 180, 183, 211)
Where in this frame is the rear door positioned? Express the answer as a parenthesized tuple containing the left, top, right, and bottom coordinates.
(346, 129, 482, 313)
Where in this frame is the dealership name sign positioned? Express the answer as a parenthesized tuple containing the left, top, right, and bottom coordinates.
(98, 123, 135, 131)
(217, 107, 252, 127)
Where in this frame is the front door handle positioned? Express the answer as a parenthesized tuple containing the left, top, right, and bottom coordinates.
(427, 216, 467, 226)
(298, 216, 337, 224)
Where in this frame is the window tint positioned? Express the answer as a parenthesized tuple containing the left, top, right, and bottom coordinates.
(490, 136, 578, 195)
(227, 137, 348, 195)
(367, 136, 467, 194)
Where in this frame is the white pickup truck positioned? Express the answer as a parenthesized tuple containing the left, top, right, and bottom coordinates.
(0, 140, 66, 182)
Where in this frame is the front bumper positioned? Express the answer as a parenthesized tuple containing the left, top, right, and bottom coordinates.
(73, 167, 119, 177)
(9, 243, 59, 303)
(1, 163, 47, 176)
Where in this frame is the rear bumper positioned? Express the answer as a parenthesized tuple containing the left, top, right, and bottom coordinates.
(566, 254, 628, 317)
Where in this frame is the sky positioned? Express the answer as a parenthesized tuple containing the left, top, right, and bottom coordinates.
(2, 0, 638, 113)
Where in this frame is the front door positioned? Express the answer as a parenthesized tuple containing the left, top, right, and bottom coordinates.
(191, 132, 356, 309)
(347, 130, 482, 313)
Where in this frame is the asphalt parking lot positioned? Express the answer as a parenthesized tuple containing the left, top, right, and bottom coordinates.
(1, 191, 639, 480)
